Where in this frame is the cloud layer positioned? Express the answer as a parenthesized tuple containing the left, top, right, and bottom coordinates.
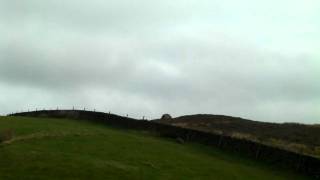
(0, 0, 319, 123)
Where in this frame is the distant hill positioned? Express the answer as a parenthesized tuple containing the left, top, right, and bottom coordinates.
(155, 114, 320, 158)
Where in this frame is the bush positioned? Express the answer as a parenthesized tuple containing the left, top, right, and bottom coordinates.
(315, 146, 320, 156)
(0, 129, 14, 143)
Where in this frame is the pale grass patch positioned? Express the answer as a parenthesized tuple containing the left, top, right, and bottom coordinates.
(1, 131, 96, 145)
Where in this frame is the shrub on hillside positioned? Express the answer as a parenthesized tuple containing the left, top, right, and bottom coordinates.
(0, 129, 14, 143)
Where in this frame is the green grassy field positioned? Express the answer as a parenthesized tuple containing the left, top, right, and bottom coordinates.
(0, 116, 310, 180)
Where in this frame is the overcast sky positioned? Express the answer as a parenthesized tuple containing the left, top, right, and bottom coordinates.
(0, 0, 319, 123)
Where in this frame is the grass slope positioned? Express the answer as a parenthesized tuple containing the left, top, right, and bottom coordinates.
(0, 116, 310, 180)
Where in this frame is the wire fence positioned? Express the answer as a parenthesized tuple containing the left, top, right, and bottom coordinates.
(7, 107, 151, 120)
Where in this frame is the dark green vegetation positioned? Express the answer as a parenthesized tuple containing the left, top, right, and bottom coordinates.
(0, 116, 310, 179)
(156, 114, 320, 158)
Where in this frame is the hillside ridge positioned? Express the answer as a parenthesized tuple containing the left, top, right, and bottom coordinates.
(8, 110, 320, 178)
(156, 114, 320, 158)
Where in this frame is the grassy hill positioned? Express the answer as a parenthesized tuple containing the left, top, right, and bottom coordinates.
(156, 114, 320, 158)
(0, 116, 310, 179)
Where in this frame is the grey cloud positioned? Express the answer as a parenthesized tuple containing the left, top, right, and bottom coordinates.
(0, 0, 219, 34)
(0, 0, 319, 123)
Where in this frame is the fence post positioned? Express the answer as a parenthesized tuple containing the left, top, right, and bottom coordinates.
(218, 135, 223, 147)
(255, 145, 261, 159)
